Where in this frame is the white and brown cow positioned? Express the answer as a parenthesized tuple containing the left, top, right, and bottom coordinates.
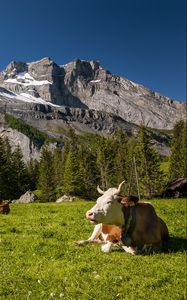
(79, 181, 169, 254)
(76, 193, 139, 253)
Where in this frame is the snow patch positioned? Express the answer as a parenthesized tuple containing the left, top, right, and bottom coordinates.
(0, 89, 61, 108)
(90, 79, 101, 83)
(4, 71, 52, 86)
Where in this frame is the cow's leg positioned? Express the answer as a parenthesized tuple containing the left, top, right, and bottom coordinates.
(121, 245, 137, 255)
(101, 242, 137, 254)
(101, 241, 113, 253)
(76, 224, 103, 246)
(138, 242, 162, 254)
(88, 223, 103, 241)
(147, 242, 162, 254)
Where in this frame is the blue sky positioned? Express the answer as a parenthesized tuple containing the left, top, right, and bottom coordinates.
(0, 0, 186, 101)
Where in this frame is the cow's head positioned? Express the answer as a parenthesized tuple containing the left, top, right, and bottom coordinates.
(86, 181, 125, 226)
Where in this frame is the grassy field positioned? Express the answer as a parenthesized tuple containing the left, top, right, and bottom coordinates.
(0, 199, 186, 300)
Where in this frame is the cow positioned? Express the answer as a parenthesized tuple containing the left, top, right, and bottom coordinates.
(76, 193, 141, 253)
(84, 181, 169, 254)
(0, 200, 10, 214)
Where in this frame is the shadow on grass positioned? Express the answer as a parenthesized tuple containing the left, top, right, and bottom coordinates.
(163, 236, 187, 253)
(111, 236, 187, 255)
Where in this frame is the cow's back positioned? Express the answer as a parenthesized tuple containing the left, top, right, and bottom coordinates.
(132, 202, 163, 247)
(135, 202, 158, 229)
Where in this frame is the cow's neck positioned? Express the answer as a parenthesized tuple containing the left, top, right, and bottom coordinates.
(121, 205, 136, 246)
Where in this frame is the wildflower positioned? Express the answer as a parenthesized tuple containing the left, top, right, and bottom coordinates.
(50, 292, 55, 298)
(93, 271, 100, 279)
(94, 274, 100, 279)
(63, 277, 68, 284)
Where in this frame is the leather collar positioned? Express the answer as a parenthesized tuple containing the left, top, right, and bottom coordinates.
(121, 205, 136, 246)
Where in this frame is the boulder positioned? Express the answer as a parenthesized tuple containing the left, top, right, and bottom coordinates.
(16, 191, 38, 203)
(56, 195, 75, 203)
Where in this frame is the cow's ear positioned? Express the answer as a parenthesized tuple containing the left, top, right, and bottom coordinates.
(119, 196, 139, 206)
(117, 196, 131, 206)
(115, 194, 124, 203)
(119, 197, 129, 206)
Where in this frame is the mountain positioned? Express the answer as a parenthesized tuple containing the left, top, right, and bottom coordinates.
(0, 57, 185, 161)
(0, 57, 185, 130)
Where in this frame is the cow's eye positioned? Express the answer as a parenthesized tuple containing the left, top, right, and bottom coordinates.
(106, 201, 112, 204)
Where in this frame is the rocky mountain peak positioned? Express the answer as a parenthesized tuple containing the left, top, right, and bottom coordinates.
(28, 57, 61, 82)
(1, 61, 28, 80)
(0, 57, 186, 130)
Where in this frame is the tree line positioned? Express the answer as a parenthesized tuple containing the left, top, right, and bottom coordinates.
(0, 120, 186, 201)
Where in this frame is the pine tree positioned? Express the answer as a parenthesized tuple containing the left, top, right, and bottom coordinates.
(0, 138, 30, 199)
(61, 138, 70, 171)
(135, 126, 164, 198)
(0, 137, 8, 198)
(66, 128, 78, 154)
(3, 137, 12, 159)
(38, 147, 55, 201)
(77, 144, 99, 198)
(52, 147, 64, 197)
(169, 120, 187, 179)
(10, 145, 30, 199)
(113, 130, 129, 190)
(96, 136, 116, 190)
(27, 158, 39, 191)
(63, 149, 81, 195)
(181, 122, 187, 178)
(124, 137, 139, 196)
(62, 128, 84, 196)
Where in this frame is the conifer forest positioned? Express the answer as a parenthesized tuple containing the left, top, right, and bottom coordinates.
(0, 120, 186, 201)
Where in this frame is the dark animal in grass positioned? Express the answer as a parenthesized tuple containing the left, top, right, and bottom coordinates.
(0, 200, 10, 214)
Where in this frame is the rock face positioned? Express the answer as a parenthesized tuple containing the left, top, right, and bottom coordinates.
(0, 57, 185, 130)
(16, 191, 38, 203)
(0, 123, 41, 162)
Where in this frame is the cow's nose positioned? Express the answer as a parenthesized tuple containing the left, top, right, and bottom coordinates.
(86, 211, 93, 219)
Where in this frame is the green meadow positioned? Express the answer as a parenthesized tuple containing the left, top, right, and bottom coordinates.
(0, 199, 186, 300)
